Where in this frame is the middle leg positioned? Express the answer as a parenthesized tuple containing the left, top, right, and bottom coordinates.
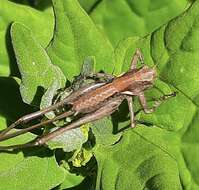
(126, 96, 135, 128)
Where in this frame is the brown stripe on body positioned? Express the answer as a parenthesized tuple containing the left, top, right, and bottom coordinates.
(72, 83, 118, 113)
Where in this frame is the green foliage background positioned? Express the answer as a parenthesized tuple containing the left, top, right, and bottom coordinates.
(0, 0, 199, 189)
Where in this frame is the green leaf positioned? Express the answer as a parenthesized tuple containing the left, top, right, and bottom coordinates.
(0, 0, 53, 76)
(94, 127, 182, 190)
(91, 117, 122, 146)
(0, 130, 65, 190)
(180, 110, 199, 189)
(47, 126, 88, 152)
(60, 168, 84, 189)
(47, 0, 115, 80)
(153, 4, 199, 102)
(11, 22, 66, 105)
(0, 148, 65, 190)
(131, 127, 191, 189)
(90, 0, 189, 46)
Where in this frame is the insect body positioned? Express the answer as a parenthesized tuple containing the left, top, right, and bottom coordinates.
(0, 49, 175, 150)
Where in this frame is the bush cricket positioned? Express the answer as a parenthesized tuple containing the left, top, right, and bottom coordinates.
(0, 49, 175, 150)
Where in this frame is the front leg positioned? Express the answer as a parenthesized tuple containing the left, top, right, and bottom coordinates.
(138, 92, 176, 113)
(130, 48, 144, 70)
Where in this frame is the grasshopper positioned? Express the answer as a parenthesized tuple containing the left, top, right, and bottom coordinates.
(0, 49, 175, 150)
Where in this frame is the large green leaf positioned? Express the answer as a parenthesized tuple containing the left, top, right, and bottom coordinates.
(0, 0, 53, 76)
(11, 22, 66, 105)
(94, 127, 181, 190)
(0, 129, 65, 190)
(90, 0, 189, 46)
(181, 110, 199, 189)
(0, 149, 65, 190)
(47, 0, 115, 80)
